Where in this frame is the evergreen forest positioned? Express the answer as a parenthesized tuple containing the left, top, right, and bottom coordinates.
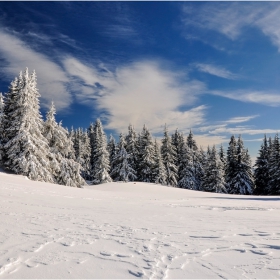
(0, 69, 279, 195)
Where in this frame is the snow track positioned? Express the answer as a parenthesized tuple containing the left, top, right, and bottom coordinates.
(1, 172, 280, 278)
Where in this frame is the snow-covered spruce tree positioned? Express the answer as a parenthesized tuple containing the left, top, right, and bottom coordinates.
(1, 77, 20, 166)
(153, 140, 167, 185)
(202, 146, 227, 193)
(195, 146, 206, 191)
(135, 132, 142, 178)
(0, 93, 4, 165)
(219, 145, 226, 171)
(225, 135, 238, 193)
(43, 102, 85, 187)
(125, 124, 138, 181)
(171, 129, 181, 169)
(2, 69, 54, 182)
(230, 136, 254, 195)
(90, 119, 112, 184)
(138, 125, 156, 182)
(81, 129, 91, 180)
(178, 140, 196, 189)
(201, 146, 212, 191)
(73, 128, 91, 180)
(268, 134, 280, 195)
(107, 134, 117, 175)
(187, 130, 198, 151)
(254, 135, 270, 195)
(186, 130, 202, 190)
(111, 133, 136, 182)
(88, 123, 95, 180)
(172, 130, 185, 182)
(161, 125, 178, 187)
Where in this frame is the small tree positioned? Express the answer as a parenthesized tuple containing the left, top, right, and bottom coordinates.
(90, 119, 112, 184)
(225, 135, 238, 193)
(0, 93, 4, 165)
(138, 125, 156, 182)
(161, 125, 178, 187)
(230, 136, 254, 195)
(43, 102, 85, 187)
(125, 124, 138, 181)
(153, 140, 167, 185)
(254, 135, 270, 195)
(178, 141, 196, 189)
(111, 133, 136, 182)
(107, 134, 117, 175)
(203, 146, 227, 193)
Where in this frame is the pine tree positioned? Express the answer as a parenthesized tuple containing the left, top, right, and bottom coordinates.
(195, 146, 206, 190)
(81, 129, 91, 180)
(171, 129, 181, 169)
(2, 69, 54, 182)
(73, 128, 91, 180)
(230, 136, 254, 195)
(201, 146, 212, 191)
(219, 145, 226, 170)
(138, 125, 156, 182)
(107, 134, 117, 174)
(0, 93, 4, 165)
(254, 135, 270, 195)
(268, 134, 280, 195)
(225, 135, 237, 193)
(88, 123, 95, 180)
(187, 130, 198, 151)
(43, 102, 85, 187)
(153, 140, 167, 185)
(203, 146, 227, 193)
(125, 124, 138, 181)
(186, 130, 201, 190)
(161, 125, 178, 187)
(111, 133, 136, 182)
(90, 119, 112, 184)
(178, 140, 196, 189)
(173, 130, 185, 183)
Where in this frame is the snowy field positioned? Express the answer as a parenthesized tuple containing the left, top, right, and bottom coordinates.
(1, 171, 280, 279)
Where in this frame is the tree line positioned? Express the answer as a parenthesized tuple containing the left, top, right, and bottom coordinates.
(0, 69, 278, 195)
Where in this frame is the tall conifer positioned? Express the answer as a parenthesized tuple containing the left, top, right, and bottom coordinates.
(161, 125, 178, 187)
(3, 69, 53, 182)
(0, 93, 4, 165)
(138, 125, 155, 182)
(254, 135, 270, 195)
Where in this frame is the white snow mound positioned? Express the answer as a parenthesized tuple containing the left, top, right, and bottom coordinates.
(0, 171, 280, 279)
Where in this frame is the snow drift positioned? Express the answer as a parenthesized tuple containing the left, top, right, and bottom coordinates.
(0, 171, 280, 278)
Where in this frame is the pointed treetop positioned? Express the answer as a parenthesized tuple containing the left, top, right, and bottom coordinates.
(0, 93, 4, 111)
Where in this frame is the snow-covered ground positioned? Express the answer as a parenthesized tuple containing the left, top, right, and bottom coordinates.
(1, 171, 280, 279)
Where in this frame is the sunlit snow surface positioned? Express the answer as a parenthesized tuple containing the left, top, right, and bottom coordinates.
(1, 171, 280, 279)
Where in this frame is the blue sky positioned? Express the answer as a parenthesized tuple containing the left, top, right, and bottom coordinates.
(1, 1, 280, 160)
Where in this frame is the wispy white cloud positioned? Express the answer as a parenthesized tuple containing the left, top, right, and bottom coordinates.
(182, 2, 280, 51)
(0, 28, 72, 110)
(63, 57, 207, 134)
(209, 126, 279, 136)
(224, 115, 259, 124)
(210, 89, 280, 107)
(193, 63, 238, 80)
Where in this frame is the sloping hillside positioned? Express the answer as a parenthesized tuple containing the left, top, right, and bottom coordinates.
(1, 171, 280, 278)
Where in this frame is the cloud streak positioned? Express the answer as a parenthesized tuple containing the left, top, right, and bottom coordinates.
(0, 28, 72, 110)
(182, 2, 280, 51)
(224, 115, 259, 124)
(210, 89, 280, 107)
(193, 63, 238, 80)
